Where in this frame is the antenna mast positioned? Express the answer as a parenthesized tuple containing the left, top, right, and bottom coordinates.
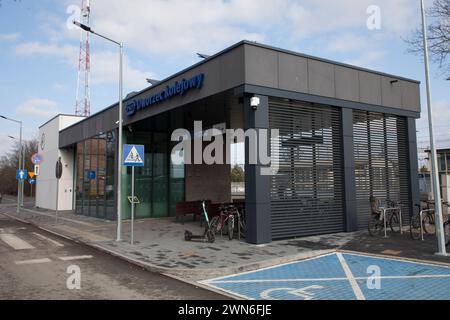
(75, 0, 91, 117)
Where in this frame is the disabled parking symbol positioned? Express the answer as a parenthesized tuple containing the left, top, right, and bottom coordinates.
(201, 252, 450, 300)
(260, 285, 324, 300)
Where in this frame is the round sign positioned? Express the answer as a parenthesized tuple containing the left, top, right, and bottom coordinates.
(55, 158, 63, 180)
(31, 153, 43, 165)
(40, 133, 46, 151)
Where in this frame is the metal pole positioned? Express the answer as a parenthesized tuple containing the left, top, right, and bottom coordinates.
(17, 122, 22, 212)
(55, 178, 59, 224)
(116, 42, 124, 242)
(21, 145, 25, 206)
(420, 0, 447, 255)
(131, 166, 134, 245)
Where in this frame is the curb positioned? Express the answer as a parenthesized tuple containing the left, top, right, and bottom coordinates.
(0, 210, 333, 280)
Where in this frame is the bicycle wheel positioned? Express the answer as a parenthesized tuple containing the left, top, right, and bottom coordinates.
(239, 215, 246, 238)
(410, 214, 422, 240)
(227, 215, 235, 240)
(368, 216, 384, 236)
(209, 216, 220, 234)
(444, 221, 450, 247)
(422, 214, 435, 235)
(390, 212, 401, 233)
(206, 229, 215, 243)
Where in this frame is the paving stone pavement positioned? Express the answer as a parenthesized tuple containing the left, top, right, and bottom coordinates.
(1, 197, 449, 281)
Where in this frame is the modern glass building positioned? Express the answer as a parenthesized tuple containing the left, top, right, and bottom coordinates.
(37, 41, 421, 244)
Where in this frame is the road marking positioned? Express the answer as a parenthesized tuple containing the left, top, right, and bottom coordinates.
(200, 251, 336, 284)
(209, 273, 450, 284)
(32, 232, 64, 247)
(58, 255, 93, 261)
(0, 234, 35, 250)
(337, 252, 365, 301)
(260, 285, 324, 300)
(15, 258, 52, 265)
(0, 227, 26, 234)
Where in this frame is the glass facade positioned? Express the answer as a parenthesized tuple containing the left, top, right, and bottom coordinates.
(75, 131, 116, 220)
(120, 112, 185, 219)
(74, 111, 185, 221)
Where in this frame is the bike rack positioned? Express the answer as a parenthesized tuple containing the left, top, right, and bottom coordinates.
(418, 209, 435, 241)
(381, 206, 403, 238)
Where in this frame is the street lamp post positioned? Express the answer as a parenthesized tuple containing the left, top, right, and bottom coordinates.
(8, 135, 26, 203)
(73, 20, 124, 242)
(1, 115, 23, 213)
(420, 0, 447, 256)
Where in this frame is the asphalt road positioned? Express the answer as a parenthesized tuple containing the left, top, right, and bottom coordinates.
(0, 211, 227, 300)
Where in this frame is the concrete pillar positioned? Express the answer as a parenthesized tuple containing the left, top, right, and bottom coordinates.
(341, 108, 358, 231)
(244, 94, 271, 244)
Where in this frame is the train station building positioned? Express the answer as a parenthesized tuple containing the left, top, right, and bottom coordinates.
(36, 41, 421, 244)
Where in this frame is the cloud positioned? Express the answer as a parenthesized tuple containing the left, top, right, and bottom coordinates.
(23, 0, 422, 73)
(44, 0, 418, 62)
(14, 41, 152, 91)
(14, 41, 78, 63)
(417, 100, 450, 149)
(0, 33, 20, 41)
(90, 51, 154, 90)
(343, 50, 387, 69)
(16, 99, 60, 118)
(0, 134, 13, 158)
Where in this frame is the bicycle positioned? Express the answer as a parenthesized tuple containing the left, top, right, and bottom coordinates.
(444, 216, 450, 247)
(210, 204, 236, 240)
(234, 202, 246, 239)
(410, 200, 437, 240)
(368, 198, 403, 237)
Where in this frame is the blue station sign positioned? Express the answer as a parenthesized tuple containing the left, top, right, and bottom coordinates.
(125, 73, 205, 117)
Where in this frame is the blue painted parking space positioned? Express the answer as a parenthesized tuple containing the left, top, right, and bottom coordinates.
(200, 252, 450, 300)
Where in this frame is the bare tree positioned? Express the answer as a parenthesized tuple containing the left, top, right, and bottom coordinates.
(405, 0, 450, 77)
(0, 138, 38, 196)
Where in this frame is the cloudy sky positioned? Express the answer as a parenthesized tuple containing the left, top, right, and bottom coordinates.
(0, 0, 449, 166)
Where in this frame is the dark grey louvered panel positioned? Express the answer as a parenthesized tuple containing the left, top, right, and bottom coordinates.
(353, 111, 411, 229)
(269, 98, 345, 239)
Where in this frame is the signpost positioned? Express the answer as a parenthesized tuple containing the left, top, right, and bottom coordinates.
(55, 157, 63, 224)
(28, 178, 36, 197)
(28, 172, 36, 198)
(123, 144, 145, 245)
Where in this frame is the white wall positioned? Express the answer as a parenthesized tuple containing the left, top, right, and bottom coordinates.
(36, 115, 84, 211)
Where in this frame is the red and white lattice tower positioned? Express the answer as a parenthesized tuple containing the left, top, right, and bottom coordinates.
(75, 0, 91, 117)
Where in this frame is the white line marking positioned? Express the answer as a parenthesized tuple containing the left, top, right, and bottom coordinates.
(342, 251, 450, 269)
(0, 234, 35, 250)
(58, 255, 93, 261)
(209, 273, 450, 284)
(15, 258, 52, 265)
(32, 232, 64, 247)
(337, 252, 366, 301)
(199, 251, 336, 284)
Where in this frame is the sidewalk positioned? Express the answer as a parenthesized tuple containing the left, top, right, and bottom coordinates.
(1, 200, 449, 281)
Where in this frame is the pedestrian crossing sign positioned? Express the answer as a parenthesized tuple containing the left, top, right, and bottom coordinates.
(123, 144, 145, 167)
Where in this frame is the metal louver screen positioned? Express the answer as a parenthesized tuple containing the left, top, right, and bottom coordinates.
(353, 111, 411, 229)
(269, 98, 344, 239)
